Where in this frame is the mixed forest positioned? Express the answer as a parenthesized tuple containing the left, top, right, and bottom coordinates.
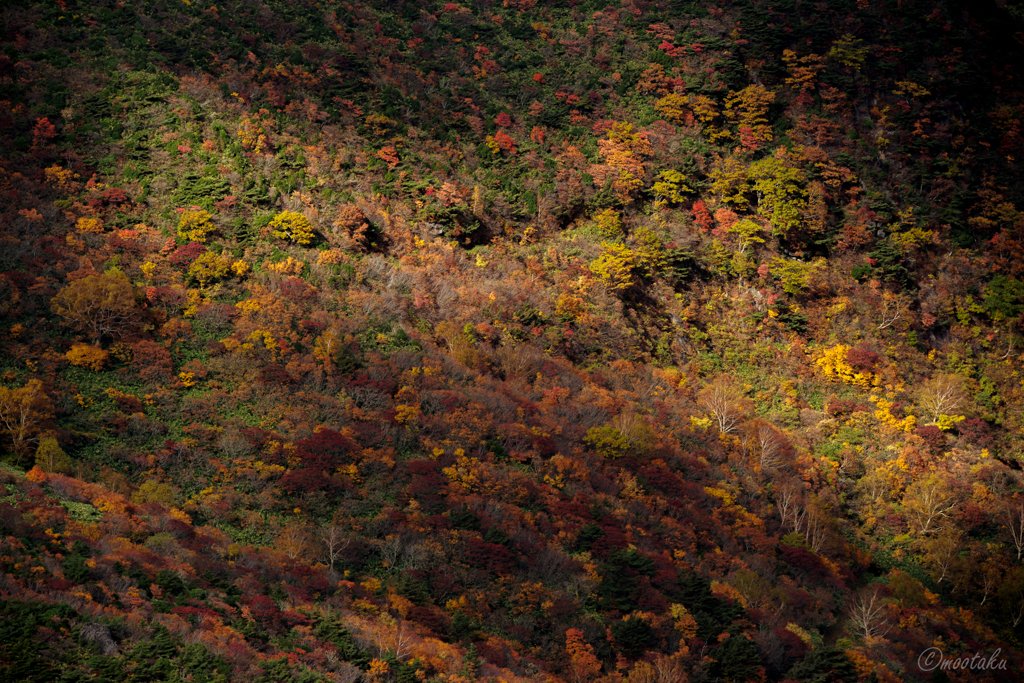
(5, 0, 1024, 680)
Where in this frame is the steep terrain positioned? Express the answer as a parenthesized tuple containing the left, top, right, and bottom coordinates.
(3, 0, 1024, 681)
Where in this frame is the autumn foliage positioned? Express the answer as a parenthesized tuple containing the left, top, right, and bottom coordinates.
(3, 0, 1024, 681)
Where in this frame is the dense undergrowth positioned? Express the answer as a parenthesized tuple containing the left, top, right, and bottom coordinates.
(3, 0, 1024, 681)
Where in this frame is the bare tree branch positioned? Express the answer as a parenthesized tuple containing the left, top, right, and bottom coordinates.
(848, 586, 890, 640)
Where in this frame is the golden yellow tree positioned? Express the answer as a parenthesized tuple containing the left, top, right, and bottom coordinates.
(269, 211, 316, 245)
(65, 343, 109, 371)
(749, 153, 808, 237)
(0, 380, 54, 458)
(177, 208, 216, 243)
(689, 94, 729, 141)
(275, 519, 317, 561)
(188, 252, 233, 287)
(654, 93, 690, 125)
(651, 170, 692, 208)
(782, 50, 826, 93)
(313, 328, 343, 367)
(725, 84, 776, 150)
(51, 272, 140, 345)
(590, 226, 666, 295)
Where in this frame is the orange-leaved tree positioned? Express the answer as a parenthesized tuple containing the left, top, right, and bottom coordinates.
(597, 121, 652, 204)
(565, 628, 602, 683)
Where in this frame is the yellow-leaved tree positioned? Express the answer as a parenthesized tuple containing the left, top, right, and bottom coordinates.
(725, 84, 776, 150)
(269, 211, 316, 245)
(188, 252, 233, 287)
(51, 272, 140, 345)
(0, 380, 54, 459)
(651, 170, 692, 208)
(177, 208, 216, 243)
(654, 92, 690, 125)
(35, 435, 72, 474)
(749, 153, 808, 236)
(65, 343, 109, 371)
(768, 257, 824, 295)
(590, 227, 665, 295)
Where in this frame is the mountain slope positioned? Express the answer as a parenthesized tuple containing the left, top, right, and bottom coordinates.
(3, 0, 1024, 681)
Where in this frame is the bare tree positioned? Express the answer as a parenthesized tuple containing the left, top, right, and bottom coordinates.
(652, 653, 687, 683)
(492, 342, 541, 379)
(624, 653, 688, 683)
(917, 373, 967, 425)
(877, 291, 910, 330)
(1003, 569, 1024, 628)
(698, 375, 750, 434)
(848, 586, 890, 640)
(80, 623, 120, 656)
(744, 419, 786, 470)
(1011, 601, 1024, 628)
(974, 559, 1001, 608)
(319, 523, 351, 575)
(275, 521, 315, 561)
(919, 528, 962, 584)
(774, 482, 802, 530)
(390, 621, 414, 662)
(803, 506, 828, 553)
(377, 534, 403, 572)
(999, 322, 1016, 360)
(903, 473, 957, 535)
(792, 505, 806, 536)
(1001, 498, 1024, 560)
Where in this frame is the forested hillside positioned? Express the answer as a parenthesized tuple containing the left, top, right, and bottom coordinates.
(3, 0, 1024, 681)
